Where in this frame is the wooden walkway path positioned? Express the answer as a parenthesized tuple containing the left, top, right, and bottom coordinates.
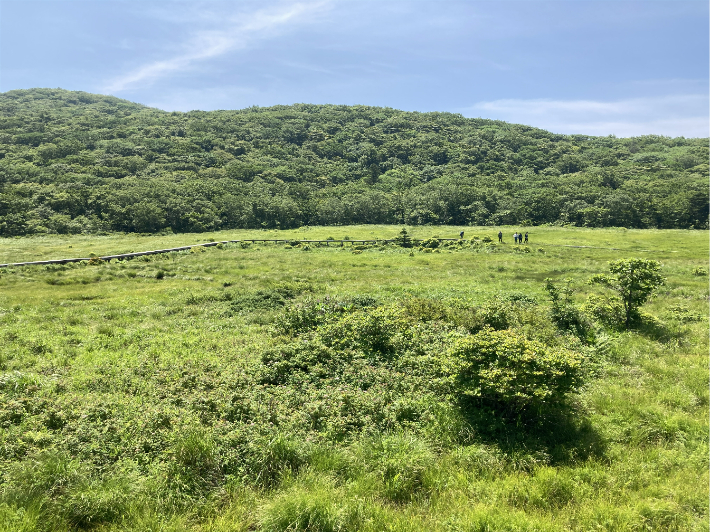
(0, 238, 463, 268)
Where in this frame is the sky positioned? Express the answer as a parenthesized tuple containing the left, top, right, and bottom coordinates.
(0, 0, 707, 137)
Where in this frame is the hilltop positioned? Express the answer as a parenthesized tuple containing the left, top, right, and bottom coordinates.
(0, 88, 707, 236)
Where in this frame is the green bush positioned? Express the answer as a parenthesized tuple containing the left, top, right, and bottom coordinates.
(583, 295, 626, 330)
(277, 296, 364, 335)
(317, 307, 412, 357)
(544, 278, 594, 342)
(444, 328, 586, 409)
(418, 237, 440, 249)
(479, 298, 511, 330)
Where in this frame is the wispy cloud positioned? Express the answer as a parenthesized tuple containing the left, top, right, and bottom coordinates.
(465, 95, 709, 137)
(104, 1, 328, 93)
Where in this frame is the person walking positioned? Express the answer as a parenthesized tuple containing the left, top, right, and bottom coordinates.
(524, 232, 528, 244)
(498, 231, 503, 243)
(460, 231, 464, 239)
(513, 232, 518, 244)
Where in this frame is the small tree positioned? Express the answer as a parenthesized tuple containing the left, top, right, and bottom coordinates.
(393, 227, 412, 248)
(589, 258, 665, 328)
(544, 278, 593, 341)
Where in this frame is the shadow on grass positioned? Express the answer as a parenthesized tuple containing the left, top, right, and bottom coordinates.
(632, 315, 686, 344)
(458, 397, 607, 465)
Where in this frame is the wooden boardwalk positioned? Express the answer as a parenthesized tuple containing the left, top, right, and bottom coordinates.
(0, 238, 464, 268)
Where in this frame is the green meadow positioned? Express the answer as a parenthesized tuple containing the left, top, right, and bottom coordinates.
(0, 226, 707, 531)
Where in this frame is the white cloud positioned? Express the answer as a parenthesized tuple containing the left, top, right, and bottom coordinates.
(104, 1, 328, 93)
(465, 95, 709, 138)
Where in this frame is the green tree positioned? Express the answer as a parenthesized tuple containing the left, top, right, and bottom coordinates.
(589, 258, 665, 328)
(393, 227, 412, 248)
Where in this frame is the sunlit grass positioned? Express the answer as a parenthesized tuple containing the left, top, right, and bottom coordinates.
(0, 226, 707, 531)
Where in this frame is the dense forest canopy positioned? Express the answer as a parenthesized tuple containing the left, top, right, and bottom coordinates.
(0, 88, 707, 236)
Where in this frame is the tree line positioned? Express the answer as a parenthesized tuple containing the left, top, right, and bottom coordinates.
(0, 88, 707, 236)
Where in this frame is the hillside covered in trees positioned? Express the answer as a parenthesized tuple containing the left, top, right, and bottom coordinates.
(0, 88, 707, 236)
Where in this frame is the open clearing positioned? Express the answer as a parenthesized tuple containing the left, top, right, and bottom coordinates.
(0, 226, 707, 531)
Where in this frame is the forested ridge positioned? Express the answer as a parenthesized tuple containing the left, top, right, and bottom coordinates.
(0, 88, 707, 236)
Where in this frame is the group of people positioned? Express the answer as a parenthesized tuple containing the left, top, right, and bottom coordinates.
(497, 231, 529, 244)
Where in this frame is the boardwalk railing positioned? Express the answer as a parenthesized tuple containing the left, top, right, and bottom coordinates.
(0, 238, 466, 268)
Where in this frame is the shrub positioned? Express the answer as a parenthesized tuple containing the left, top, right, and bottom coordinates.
(544, 278, 593, 342)
(444, 328, 586, 409)
(692, 266, 708, 276)
(278, 296, 355, 335)
(480, 298, 511, 330)
(257, 341, 339, 385)
(419, 237, 440, 250)
(317, 307, 411, 357)
(583, 295, 626, 330)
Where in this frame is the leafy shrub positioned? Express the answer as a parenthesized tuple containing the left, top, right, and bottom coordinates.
(230, 281, 312, 312)
(482, 236, 493, 243)
(583, 295, 625, 330)
(257, 341, 339, 385)
(444, 328, 586, 409)
(317, 307, 412, 357)
(666, 305, 704, 323)
(401, 298, 449, 322)
(278, 296, 363, 335)
(505, 293, 538, 306)
(544, 279, 593, 342)
(692, 266, 708, 276)
(419, 237, 440, 249)
(479, 298, 511, 330)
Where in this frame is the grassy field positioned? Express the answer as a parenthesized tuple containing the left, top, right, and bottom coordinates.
(0, 226, 707, 531)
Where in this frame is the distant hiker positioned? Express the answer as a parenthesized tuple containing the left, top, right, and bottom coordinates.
(498, 231, 503, 243)
(460, 231, 464, 239)
(524, 232, 528, 243)
(514, 233, 518, 244)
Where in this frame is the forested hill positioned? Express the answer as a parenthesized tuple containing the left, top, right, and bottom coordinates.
(0, 88, 707, 236)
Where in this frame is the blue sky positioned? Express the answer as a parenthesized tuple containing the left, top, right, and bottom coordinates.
(1, 0, 707, 137)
